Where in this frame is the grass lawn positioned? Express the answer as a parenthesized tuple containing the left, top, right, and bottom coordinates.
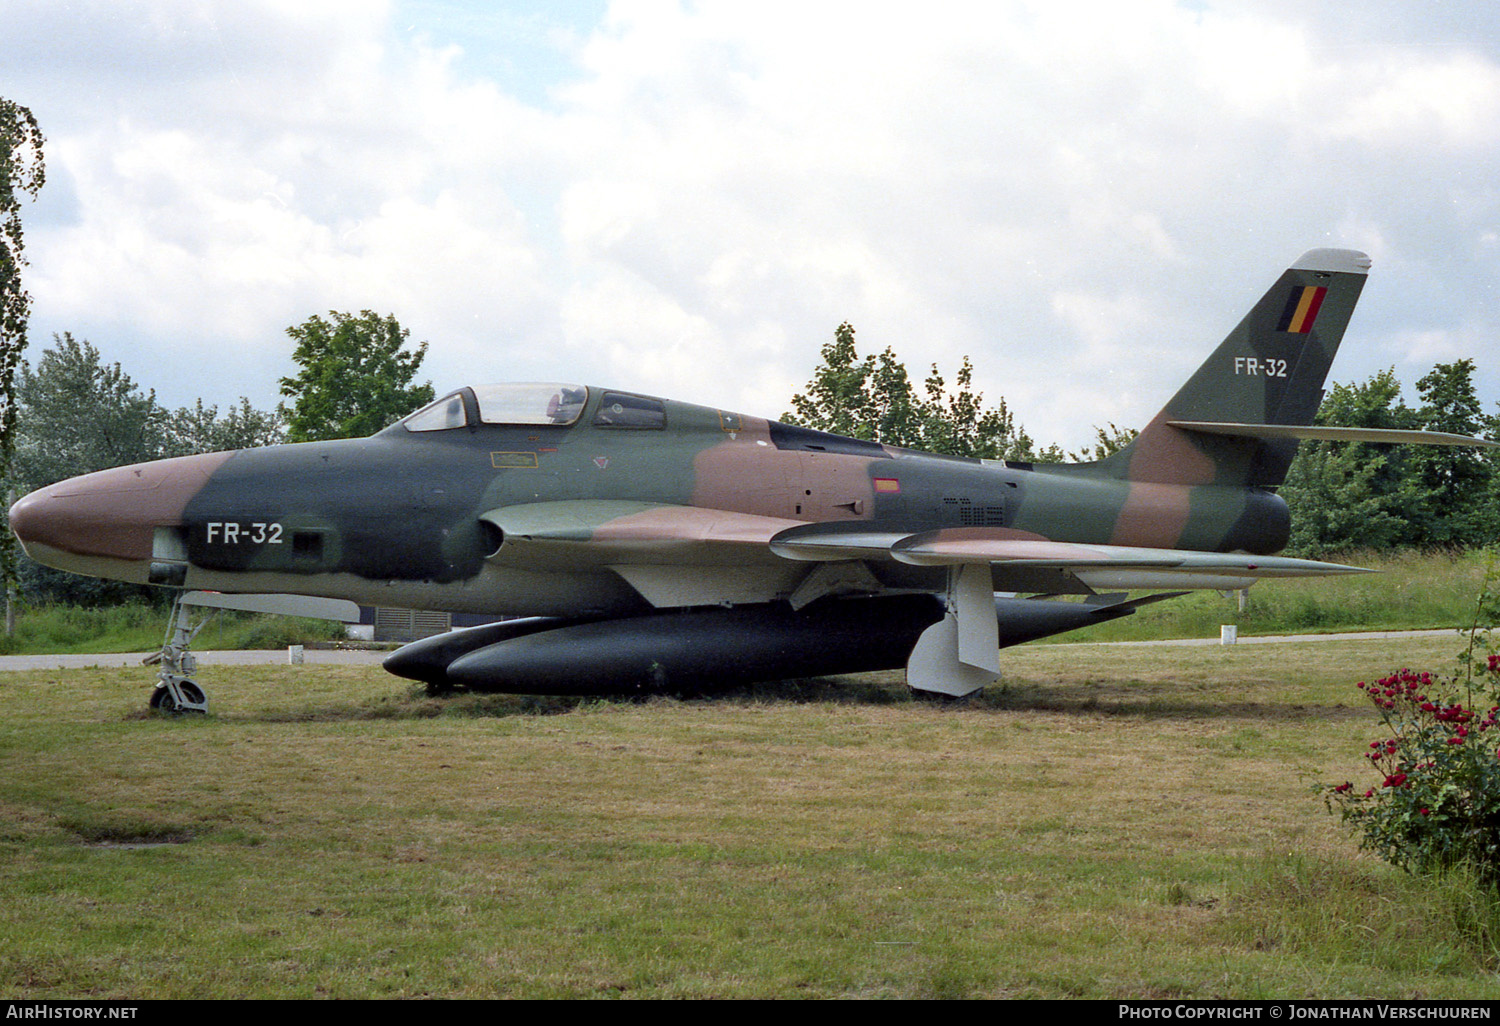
(3, 634, 1499, 998)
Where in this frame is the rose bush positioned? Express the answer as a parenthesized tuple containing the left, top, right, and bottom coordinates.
(1327, 556, 1500, 881)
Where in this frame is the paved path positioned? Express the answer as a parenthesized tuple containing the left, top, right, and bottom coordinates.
(0, 628, 1466, 672)
(0, 648, 391, 671)
(1070, 628, 1460, 647)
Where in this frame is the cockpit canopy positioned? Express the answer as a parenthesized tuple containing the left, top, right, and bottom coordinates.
(402, 383, 588, 431)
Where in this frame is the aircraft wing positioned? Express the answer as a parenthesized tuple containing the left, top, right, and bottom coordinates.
(769, 523, 1369, 592)
(486, 502, 1367, 594)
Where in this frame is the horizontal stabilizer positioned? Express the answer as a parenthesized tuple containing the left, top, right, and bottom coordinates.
(1168, 421, 1499, 448)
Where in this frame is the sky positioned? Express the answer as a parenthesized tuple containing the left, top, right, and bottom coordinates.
(2, 0, 1497, 450)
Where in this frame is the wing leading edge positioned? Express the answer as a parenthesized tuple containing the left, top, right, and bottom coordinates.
(768, 522, 1369, 592)
(485, 501, 1368, 593)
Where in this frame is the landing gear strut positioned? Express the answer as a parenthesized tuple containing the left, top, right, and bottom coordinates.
(144, 595, 213, 714)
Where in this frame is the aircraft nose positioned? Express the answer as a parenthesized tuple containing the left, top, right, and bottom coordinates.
(9, 451, 234, 572)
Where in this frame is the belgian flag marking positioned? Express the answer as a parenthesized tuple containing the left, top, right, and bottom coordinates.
(1276, 285, 1327, 334)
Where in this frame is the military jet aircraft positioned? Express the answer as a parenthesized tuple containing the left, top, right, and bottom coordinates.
(10, 248, 1495, 711)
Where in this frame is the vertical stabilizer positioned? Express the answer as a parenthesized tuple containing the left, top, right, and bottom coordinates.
(1091, 248, 1370, 487)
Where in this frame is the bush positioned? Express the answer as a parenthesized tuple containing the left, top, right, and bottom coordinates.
(1326, 553, 1500, 882)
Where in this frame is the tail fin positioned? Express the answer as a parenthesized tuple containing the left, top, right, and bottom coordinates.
(1090, 248, 1370, 487)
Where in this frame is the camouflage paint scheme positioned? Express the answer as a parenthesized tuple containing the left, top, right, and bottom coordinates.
(14, 248, 1445, 697)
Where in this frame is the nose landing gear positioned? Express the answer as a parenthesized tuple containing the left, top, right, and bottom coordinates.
(145, 596, 213, 715)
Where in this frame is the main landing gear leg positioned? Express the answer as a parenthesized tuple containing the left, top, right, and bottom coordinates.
(145, 594, 213, 714)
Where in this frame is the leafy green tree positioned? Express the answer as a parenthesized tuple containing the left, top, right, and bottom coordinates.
(1067, 423, 1138, 464)
(1282, 444, 1416, 555)
(15, 333, 287, 487)
(1280, 369, 1428, 554)
(916, 356, 1037, 460)
(13, 334, 167, 492)
(786, 322, 877, 440)
(0, 98, 45, 622)
(866, 346, 926, 448)
(785, 322, 1038, 459)
(278, 311, 434, 441)
(10, 335, 283, 604)
(13, 334, 167, 606)
(1483, 411, 1500, 544)
(166, 397, 284, 455)
(1281, 362, 1500, 553)
(1410, 360, 1494, 547)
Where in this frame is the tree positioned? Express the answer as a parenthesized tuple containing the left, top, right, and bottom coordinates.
(1067, 423, 1138, 464)
(10, 335, 284, 605)
(1277, 364, 1500, 554)
(1280, 369, 1426, 555)
(13, 334, 166, 493)
(1281, 443, 1416, 555)
(785, 322, 1038, 459)
(15, 333, 285, 487)
(166, 397, 284, 456)
(0, 98, 45, 624)
(866, 345, 926, 448)
(1410, 360, 1494, 547)
(785, 322, 877, 440)
(13, 334, 167, 606)
(278, 311, 434, 441)
(916, 356, 1036, 460)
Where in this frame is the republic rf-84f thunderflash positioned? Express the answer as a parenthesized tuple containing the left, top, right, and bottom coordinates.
(10, 249, 1496, 711)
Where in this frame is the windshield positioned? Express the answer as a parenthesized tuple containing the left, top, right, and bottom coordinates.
(402, 391, 469, 432)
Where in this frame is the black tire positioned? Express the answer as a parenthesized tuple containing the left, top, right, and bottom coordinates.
(150, 681, 207, 714)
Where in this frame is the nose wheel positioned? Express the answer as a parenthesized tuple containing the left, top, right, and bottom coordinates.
(144, 596, 213, 714)
(150, 679, 207, 713)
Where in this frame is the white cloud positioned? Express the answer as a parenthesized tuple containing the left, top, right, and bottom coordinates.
(1334, 53, 1500, 150)
(6, 0, 1499, 447)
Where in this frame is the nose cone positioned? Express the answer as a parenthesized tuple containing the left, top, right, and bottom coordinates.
(9, 452, 234, 579)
